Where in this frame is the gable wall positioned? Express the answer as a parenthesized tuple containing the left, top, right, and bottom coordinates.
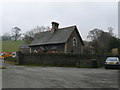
(65, 29, 83, 54)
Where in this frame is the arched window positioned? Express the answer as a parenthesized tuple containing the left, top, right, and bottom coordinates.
(73, 37, 77, 46)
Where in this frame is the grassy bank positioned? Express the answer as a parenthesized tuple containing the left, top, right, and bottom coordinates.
(2, 40, 26, 52)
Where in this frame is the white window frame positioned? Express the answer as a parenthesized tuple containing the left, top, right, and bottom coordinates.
(73, 37, 77, 46)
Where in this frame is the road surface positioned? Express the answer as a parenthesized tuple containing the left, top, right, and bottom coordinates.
(2, 60, 119, 88)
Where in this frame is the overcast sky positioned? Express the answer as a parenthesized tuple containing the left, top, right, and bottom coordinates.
(1, 2, 118, 40)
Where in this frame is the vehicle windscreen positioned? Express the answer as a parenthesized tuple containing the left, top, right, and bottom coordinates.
(106, 57, 118, 61)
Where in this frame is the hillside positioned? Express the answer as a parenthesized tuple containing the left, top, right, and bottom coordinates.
(2, 40, 26, 52)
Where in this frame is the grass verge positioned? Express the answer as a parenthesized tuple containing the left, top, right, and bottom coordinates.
(4, 61, 16, 65)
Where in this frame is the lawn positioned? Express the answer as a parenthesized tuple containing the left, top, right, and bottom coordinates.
(2, 40, 26, 52)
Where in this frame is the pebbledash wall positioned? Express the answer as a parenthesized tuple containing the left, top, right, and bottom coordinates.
(16, 52, 114, 67)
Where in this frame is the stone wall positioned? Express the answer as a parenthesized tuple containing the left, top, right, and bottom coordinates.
(16, 53, 115, 67)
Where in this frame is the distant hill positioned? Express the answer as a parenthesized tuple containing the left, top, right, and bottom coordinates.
(2, 40, 26, 52)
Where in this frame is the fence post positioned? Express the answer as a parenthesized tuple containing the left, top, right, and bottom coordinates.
(16, 51, 22, 65)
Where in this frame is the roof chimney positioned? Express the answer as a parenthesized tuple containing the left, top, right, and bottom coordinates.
(51, 22, 59, 33)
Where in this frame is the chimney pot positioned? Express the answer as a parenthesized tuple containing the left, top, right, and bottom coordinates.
(51, 22, 59, 33)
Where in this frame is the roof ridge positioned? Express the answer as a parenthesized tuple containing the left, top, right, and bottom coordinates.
(35, 30, 51, 35)
(58, 25, 76, 30)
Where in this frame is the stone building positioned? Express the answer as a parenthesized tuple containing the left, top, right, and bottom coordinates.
(29, 22, 84, 54)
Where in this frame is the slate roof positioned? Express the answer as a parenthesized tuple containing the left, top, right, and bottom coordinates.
(29, 26, 83, 46)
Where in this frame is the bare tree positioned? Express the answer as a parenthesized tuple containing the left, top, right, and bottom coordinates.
(23, 26, 50, 44)
(11, 27, 21, 41)
(31, 26, 50, 33)
(108, 27, 114, 36)
(25, 26, 50, 37)
(26, 30, 35, 37)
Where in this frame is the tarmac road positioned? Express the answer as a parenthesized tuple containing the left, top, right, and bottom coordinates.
(2, 60, 119, 88)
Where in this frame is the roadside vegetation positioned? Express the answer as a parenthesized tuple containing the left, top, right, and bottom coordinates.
(84, 27, 120, 54)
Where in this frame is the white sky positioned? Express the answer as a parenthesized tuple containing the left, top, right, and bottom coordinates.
(1, 0, 119, 40)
